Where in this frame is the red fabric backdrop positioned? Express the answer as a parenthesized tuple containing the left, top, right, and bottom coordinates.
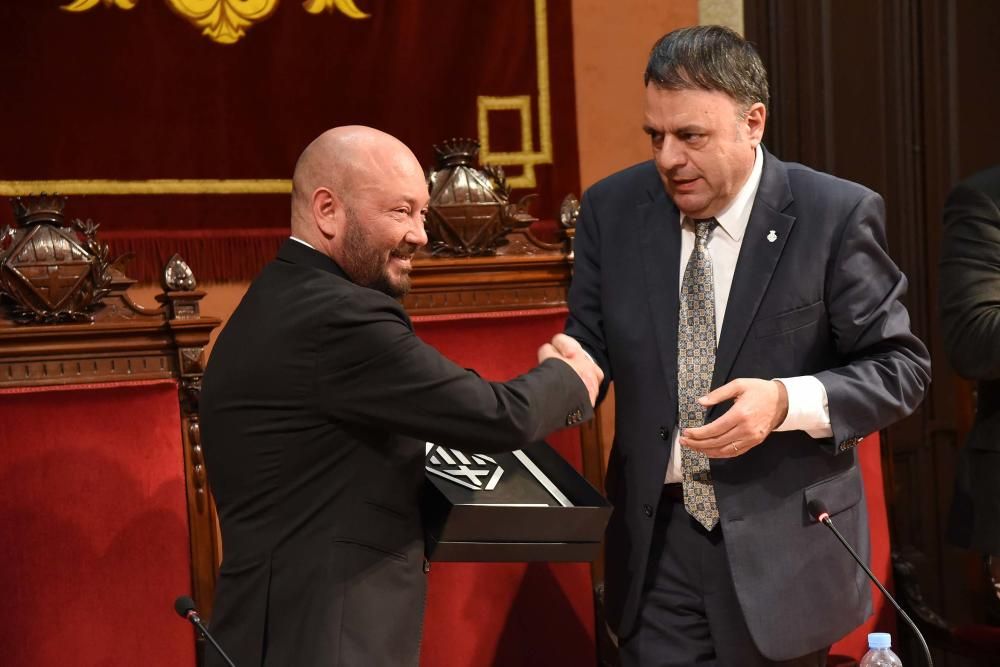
(0, 1, 580, 283)
(0, 381, 194, 667)
(413, 308, 597, 667)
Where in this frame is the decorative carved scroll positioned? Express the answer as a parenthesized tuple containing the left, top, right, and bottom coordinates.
(61, 0, 371, 45)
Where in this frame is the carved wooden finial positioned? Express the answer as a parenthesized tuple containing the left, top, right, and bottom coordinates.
(559, 193, 580, 229)
(163, 254, 197, 292)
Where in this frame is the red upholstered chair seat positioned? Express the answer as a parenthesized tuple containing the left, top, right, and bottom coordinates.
(0, 381, 195, 667)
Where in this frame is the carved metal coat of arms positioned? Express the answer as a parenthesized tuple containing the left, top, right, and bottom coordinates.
(0, 195, 122, 323)
(425, 138, 537, 257)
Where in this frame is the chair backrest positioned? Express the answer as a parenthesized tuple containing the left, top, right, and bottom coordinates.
(0, 381, 195, 667)
(0, 199, 221, 666)
(414, 308, 597, 667)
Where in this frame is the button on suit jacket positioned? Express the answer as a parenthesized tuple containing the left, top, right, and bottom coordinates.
(201, 239, 591, 667)
(566, 150, 930, 660)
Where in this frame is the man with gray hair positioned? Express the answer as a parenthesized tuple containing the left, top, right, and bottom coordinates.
(565, 25, 929, 664)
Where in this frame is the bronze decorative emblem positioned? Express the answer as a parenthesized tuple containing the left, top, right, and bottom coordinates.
(425, 138, 537, 257)
(0, 195, 124, 323)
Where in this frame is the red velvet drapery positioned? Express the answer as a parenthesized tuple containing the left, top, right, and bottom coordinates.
(0, 1, 581, 284)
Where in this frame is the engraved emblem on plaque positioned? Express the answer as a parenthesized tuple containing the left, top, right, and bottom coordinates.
(425, 442, 504, 491)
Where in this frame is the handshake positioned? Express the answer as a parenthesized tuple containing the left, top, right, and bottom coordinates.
(537, 333, 604, 406)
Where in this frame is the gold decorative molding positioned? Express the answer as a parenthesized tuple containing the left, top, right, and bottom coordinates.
(62, 0, 136, 9)
(476, 0, 553, 189)
(17, 1, 553, 196)
(0, 179, 290, 196)
(164, 0, 279, 44)
(302, 0, 369, 19)
(61, 0, 369, 45)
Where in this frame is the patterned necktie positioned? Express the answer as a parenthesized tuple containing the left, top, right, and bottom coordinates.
(678, 218, 720, 530)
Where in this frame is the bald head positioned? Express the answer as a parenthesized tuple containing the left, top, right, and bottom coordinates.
(291, 126, 423, 237)
(289, 126, 430, 296)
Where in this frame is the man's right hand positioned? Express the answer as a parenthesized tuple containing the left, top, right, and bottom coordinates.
(537, 333, 604, 405)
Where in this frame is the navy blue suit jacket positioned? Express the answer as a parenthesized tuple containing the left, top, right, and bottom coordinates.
(566, 150, 930, 659)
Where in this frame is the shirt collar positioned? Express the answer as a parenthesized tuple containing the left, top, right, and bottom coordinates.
(289, 235, 316, 250)
(681, 143, 764, 242)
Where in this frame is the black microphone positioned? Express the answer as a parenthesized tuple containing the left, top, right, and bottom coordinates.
(807, 499, 933, 666)
(173, 595, 237, 667)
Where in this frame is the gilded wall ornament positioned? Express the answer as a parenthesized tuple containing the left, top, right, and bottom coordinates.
(61, 0, 370, 44)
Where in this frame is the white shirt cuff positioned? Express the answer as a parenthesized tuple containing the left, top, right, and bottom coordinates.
(773, 375, 833, 439)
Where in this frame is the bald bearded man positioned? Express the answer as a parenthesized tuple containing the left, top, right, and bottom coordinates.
(200, 127, 602, 667)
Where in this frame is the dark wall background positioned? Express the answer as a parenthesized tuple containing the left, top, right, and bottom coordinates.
(745, 1, 1000, 664)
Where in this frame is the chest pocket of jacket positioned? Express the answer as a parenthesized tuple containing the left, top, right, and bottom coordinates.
(743, 300, 827, 379)
(754, 300, 825, 339)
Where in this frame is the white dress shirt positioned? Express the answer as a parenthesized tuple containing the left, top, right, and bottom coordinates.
(665, 145, 832, 483)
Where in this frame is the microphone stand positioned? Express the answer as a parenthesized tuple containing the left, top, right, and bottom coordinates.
(174, 596, 237, 667)
(185, 608, 237, 667)
(815, 510, 934, 667)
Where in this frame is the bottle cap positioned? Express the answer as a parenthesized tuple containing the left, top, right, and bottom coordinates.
(867, 632, 891, 649)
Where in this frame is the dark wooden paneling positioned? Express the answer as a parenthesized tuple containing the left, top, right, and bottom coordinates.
(745, 1, 1000, 663)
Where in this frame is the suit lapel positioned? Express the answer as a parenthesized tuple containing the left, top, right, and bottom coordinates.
(711, 152, 795, 398)
(637, 188, 682, 408)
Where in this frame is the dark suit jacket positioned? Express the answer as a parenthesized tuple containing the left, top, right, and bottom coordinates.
(201, 239, 591, 667)
(566, 149, 930, 660)
(941, 164, 1000, 554)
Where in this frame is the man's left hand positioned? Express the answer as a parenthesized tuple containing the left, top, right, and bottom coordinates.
(678, 379, 788, 458)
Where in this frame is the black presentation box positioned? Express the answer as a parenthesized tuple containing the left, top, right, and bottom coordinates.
(422, 440, 612, 562)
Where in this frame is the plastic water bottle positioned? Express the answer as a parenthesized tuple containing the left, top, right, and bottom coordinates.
(860, 632, 902, 666)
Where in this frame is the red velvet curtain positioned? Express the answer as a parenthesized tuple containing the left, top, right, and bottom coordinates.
(0, 381, 194, 667)
(0, 1, 580, 283)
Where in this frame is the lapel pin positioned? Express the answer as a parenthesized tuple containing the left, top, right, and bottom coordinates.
(767, 230, 778, 243)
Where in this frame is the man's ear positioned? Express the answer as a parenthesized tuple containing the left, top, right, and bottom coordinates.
(745, 102, 767, 147)
(311, 187, 343, 239)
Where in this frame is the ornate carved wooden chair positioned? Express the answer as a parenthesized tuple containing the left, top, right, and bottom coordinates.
(0, 196, 221, 666)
